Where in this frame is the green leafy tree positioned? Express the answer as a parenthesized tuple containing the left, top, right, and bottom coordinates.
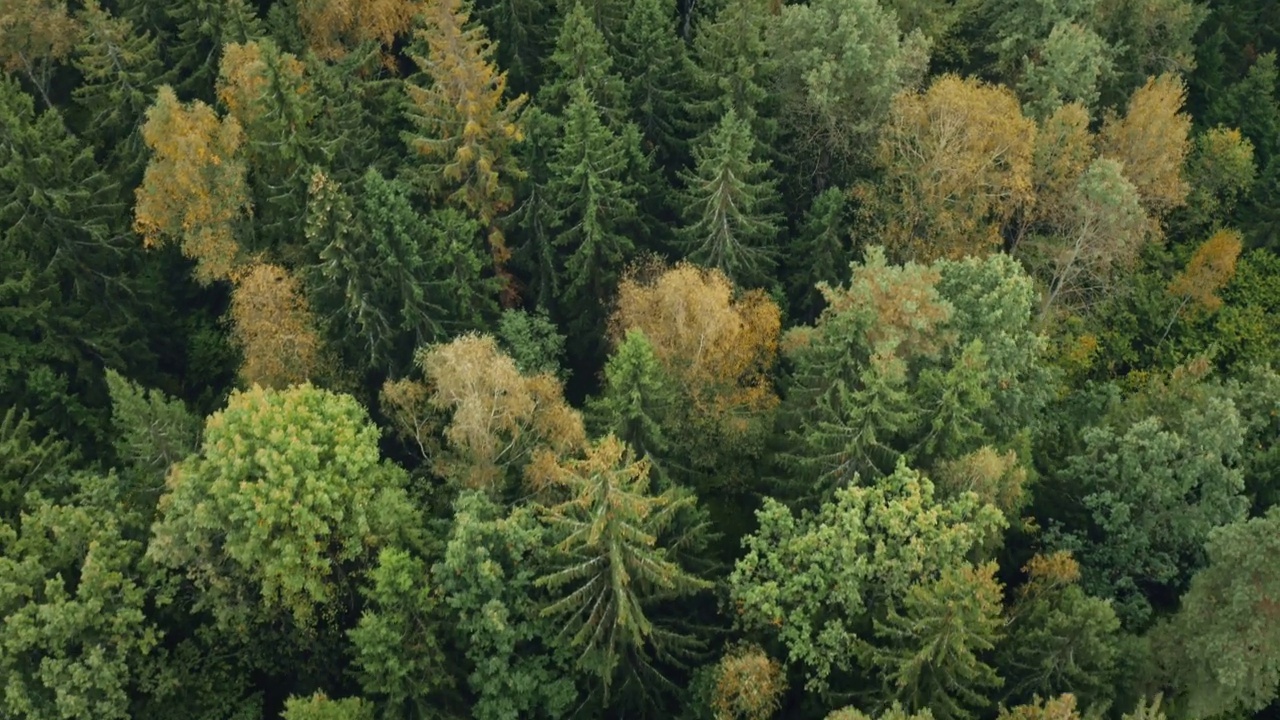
(729, 461, 1004, 695)
(147, 384, 415, 632)
(1044, 385, 1249, 628)
(434, 491, 579, 719)
(0, 408, 74, 518)
(1164, 508, 1280, 718)
(0, 490, 160, 720)
(280, 693, 376, 720)
(348, 548, 451, 718)
(871, 562, 1005, 720)
(534, 436, 712, 707)
(677, 109, 781, 288)
(496, 307, 569, 378)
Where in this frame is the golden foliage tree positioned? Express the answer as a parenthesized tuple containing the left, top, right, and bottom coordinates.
(216, 40, 309, 135)
(875, 74, 1036, 263)
(1098, 74, 1192, 216)
(227, 262, 320, 389)
(935, 446, 1029, 519)
(611, 262, 781, 423)
(1168, 229, 1244, 315)
(134, 85, 250, 284)
(1026, 102, 1095, 233)
(295, 0, 421, 60)
(382, 334, 585, 492)
(711, 645, 788, 720)
(405, 0, 527, 272)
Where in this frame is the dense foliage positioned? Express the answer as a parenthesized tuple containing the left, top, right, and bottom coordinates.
(3, 0, 1280, 718)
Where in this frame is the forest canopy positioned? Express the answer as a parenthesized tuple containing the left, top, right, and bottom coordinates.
(2, 0, 1280, 718)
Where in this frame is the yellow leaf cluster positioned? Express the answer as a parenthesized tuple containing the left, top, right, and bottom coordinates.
(877, 74, 1037, 262)
(228, 263, 320, 389)
(1168, 229, 1243, 314)
(934, 446, 1027, 517)
(1099, 74, 1192, 215)
(216, 41, 308, 132)
(134, 86, 250, 285)
(409, 334, 585, 491)
(612, 262, 781, 422)
(0, 0, 79, 71)
(1019, 550, 1082, 601)
(1029, 102, 1095, 228)
(296, 0, 421, 61)
(711, 645, 787, 720)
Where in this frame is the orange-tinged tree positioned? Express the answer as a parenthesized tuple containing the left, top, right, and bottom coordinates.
(711, 645, 788, 720)
(1098, 74, 1192, 216)
(1168, 229, 1244, 315)
(134, 85, 249, 284)
(227, 262, 320, 389)
(875, 75, 1037, 263)
(383, 334, 585, 493)
(295, 0, 422, 60)
(404, 0, 528, 274)
(1027, 102, 1095, 232)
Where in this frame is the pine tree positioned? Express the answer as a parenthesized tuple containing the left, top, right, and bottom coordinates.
(547, 81, 642, 355)
(589, 330, 680, 481)
(164, 0, 265, 100)
(616, 0, 696, 172)
(304, 169, 498, 377)
(217, 38, 319, 255)
(404, 0, 528, 275)
(534, 435, 712, 705)
(871, 562, 1006, 720)
(676, 108, 781, 288)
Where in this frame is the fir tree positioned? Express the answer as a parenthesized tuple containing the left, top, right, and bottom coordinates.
(676, 108, 781, 288)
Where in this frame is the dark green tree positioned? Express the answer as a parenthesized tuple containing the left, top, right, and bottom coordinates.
(676, 108, 781, 288)
(547, 81, 641, 356)
(616, 0, 696, 173)
(588, 330, 681, 482)
(164, 0, 265, 100)
(538, 2, 630, 125)
(689, 0, 777, 145)
(785, 186, 852, 322)
(496, 307, 569, 378)
(475, 0, 557, 94)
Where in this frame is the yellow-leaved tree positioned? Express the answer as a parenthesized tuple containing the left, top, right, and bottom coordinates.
(405, 0, 527, 277)
(295, 0, 422, 60)
(874, 74, 1037, 263)
(227, 262, 320, 389)
(1098, 74, 1192, 216)
(381, 334, 585, 493)
(134, 85, 250, 284)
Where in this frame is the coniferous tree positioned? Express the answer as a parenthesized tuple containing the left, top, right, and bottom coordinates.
(689, 0, 777, 146)
(539, 1, 631, 125)
(164, 0, 265, 100)
(589, 330, 681, 482)
(616, 0, 696, 173)
(546, 81, 642, 357)
(676, 108, 781, 288)
(475, 0, 556, 95)
(534, 435, 712, 707)
(404, 0, 528, 280)
(786, 186, 852, 322)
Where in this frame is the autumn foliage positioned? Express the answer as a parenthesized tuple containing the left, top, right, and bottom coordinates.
(134, 86, 249, 284)
(296, 0, 422, 60)
(227, 263, 320, 389)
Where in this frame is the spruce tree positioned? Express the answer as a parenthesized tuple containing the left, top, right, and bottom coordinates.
(616, 0, 696, 173)
(165, 0, 265, 100)
(786, 186, 851, 322)
(676, 108, 781, 288)
(474, 0, 556, 95)
(535, 436, 712, 706)
(539, 2, 630, 126)
(547, 81, 642, 357)
(689, 0, 777, 145)
(588, 330, 681, 482)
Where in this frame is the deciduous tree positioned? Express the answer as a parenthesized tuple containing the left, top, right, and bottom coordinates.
(227, 262, 320, 389)
(1097, 74, 1192, 216)
(294, 0, 421, 61)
